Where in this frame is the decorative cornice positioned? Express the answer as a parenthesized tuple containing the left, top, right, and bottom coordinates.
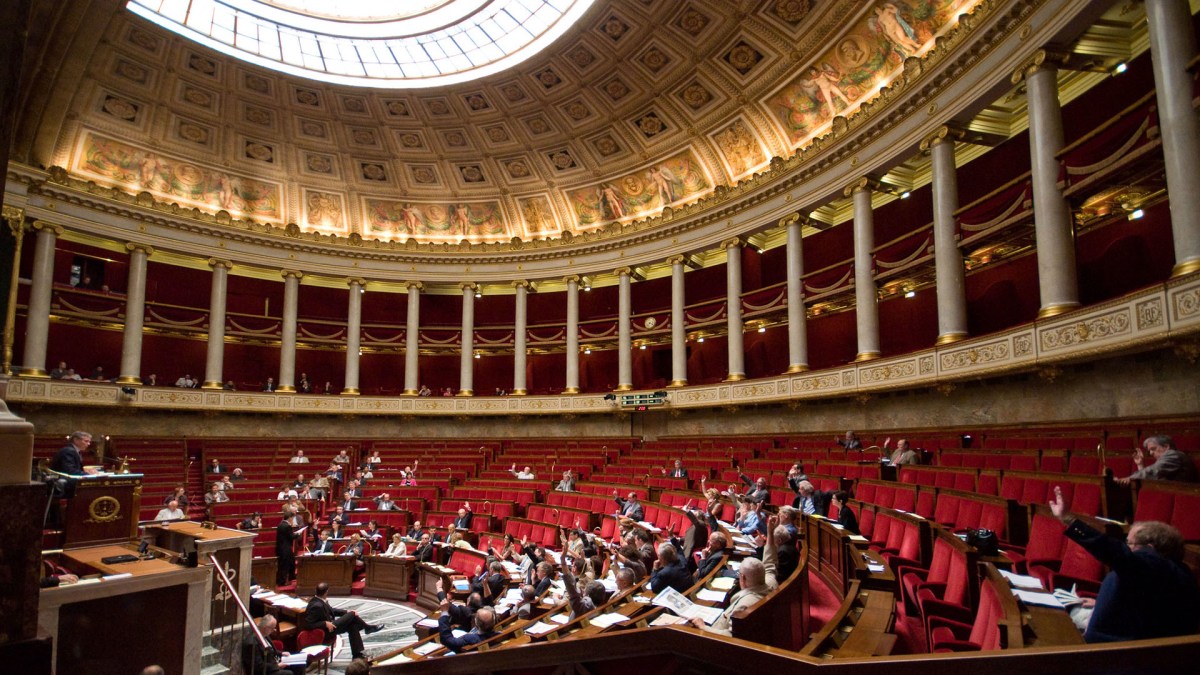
(665, 255, 686, 266)
(720, 237, 743, 250)
(918, 125, 969, 151)
(562, 275, 580, 285)
(512, 279, 531, 290)
(843, 177, 881, 198)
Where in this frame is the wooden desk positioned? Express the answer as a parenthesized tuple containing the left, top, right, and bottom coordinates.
(295, 554, 355, 595)
(415, 562, 456, 610)
(146, 521, 256, 630)
(62, 544, 180, 577)
(366, 555, 414, 600)
(1023, 604, 1086, 647)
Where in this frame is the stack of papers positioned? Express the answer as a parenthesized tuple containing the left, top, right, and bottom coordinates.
(415, 617, 439, 629)
(413, 642, 442, 655)
(1012, 588, 1065, 608)
(548, 613, 570, 624)
(588, 612, 630, 628)
(281, 654, 308, 666)
(377, 654, 412, 665)
(651, 587, 722, 625)
(524, 621, 557, 636)
(709, 577, 736, 591)
(998, 569, 1045, 590)
(649, 614, 689, 626)
(696, 588, 727, 602)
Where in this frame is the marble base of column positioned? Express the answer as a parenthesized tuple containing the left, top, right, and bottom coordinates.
(115, 375, 141, 385)
(615, 384, 633, 392)
(724, 373, 746, 382)
(201, 381, 223, 389)
(935, 332, 969, 346)
(1036, 302, 1080, 319)
(561, 387, 580, 394)
(401, 389, 418, 396)
(785, 364, 809, 374)
(340, 388, 360, 396)
(854, 351, 881, 362)
(1171, 258, 1200, 278)
(667, 379, 688, 388)
(276, 385, 296, 393)
(510, 389, 527, 396)
(456, 389, 474, 397)
(19, 368, 48, 378)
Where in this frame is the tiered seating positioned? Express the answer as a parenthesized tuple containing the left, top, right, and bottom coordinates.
(1132, 481, 1200, 542)
(928, 565, 1023, 652)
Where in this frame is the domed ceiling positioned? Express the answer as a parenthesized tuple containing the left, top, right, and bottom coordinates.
(49, 0, 982, 247)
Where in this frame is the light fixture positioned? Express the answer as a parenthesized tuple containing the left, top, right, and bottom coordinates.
(757, 326, 766, 333)
(900, 191, 911, 199)
(474, 290, 482, 298)
(584, 347, 591, 355)
(905, 290, 916, 298)
(1128, 208, 1144, 220)
(473, 353, 481, 359)
(1113, 62, 1127, 75)
(583, 285, 591, 292)
(697, 337, 705, 343)
(639, 344, 647, 350)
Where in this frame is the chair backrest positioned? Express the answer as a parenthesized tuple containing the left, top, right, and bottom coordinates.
(297, 628, 326, 649)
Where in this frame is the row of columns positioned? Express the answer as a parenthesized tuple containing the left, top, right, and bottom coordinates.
(16, 0, 1200, 390)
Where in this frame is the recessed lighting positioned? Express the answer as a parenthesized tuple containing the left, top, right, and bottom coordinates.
(474, 353, 481, 359)
(904, 290, 916, 298)
(900, 191, 911, 199)
(1113, 62, 1127, 74)
(639, 344, 646, 350)
(757, 326, 766, 333)
(697, 337, 705, 343)
(584, 348, 591, 355)
(1129, 208, 1144, 220)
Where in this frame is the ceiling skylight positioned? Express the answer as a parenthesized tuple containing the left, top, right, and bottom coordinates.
(127, 0, 594, 88)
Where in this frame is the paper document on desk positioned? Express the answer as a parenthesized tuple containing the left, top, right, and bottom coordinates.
(709, 576, 736, 591)
(524, 621, 557, 636)
(696, 588, 727, 602)
(1052, 586, 1085, 607)
(866, 563, 886, 573)
(415, 617, 440, 629)
(848, 534, 868, 543)
(548, 613, 570, 624)
(588, 612, 630, 628)
(1013, 588, 1065, 609)
(280, 653, 307, 666)
(413, 642, 441, 655)
(649, 614, 688, 626)
(377, 654, 412, 665)
(300, 645, 327, 656)
(999, 569, 1045, 590)
(651, 587, 722, 625)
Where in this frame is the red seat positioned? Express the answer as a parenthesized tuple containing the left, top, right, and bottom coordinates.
(929, 576, 1007, 652)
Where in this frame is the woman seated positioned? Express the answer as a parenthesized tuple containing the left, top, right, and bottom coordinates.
(382, 533, 407, 557)
(490, 533, 518, 562)
(359, 520, 384, 546)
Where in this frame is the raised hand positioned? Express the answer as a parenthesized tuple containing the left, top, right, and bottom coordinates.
(1048, 486, 1070, 523)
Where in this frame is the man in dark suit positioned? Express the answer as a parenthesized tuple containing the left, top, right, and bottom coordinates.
(453, 502, 474, 530)
(302, 582, 382, 660)
(693, 532, 729, 583)
(649, 542, 691, 594)
(664, 459, 688, 479)
(613, 491, 644, 522)
(241, 615, 304, 675)
(275, 508, 298, 586)
(411, 533, 435, 562)
(339, 493, 357, 512)
(438, 605, 496, 653)
(310, 528, 335, 554)
(51, 431, 94, 476)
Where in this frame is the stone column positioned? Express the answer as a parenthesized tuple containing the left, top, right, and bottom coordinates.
(202, 259, 231, 389)
(667, 256, 688, 387)
(401, 281, 422, 395)
(923, 127, 969, 345)
(512, 280, 529, 395)
(847, 179, 881, 361)
(277, 270, 302, 392)
(117, 243, 153, 384)
(615, 267, 633, 391)
(459, 282, 476, 396)
(342, 278, 364, 395)
(1145, 0, 1200, 277)
(20, 221, 61, 377)
(563, 275, 580, 394)
(1014, 53, 1079, 318)
(783, 214, 809, 372)
(723, 238, 746, 381)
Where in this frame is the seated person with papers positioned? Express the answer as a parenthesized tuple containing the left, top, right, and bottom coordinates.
(686, 514, 782, 635)
(241, 615, 304, 675)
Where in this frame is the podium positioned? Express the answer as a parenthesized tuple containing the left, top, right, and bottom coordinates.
(146, 521, 256, 630)
(60, 473, 143, 547)
(296, 554, 355, 595)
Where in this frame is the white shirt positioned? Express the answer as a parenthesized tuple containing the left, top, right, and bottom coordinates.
(383, 542, 407, 557)
(289, 456, 310, 463)
(155, 507, 185, 521)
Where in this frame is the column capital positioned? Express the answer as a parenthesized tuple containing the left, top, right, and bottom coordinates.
(562, 274, 580, 285)
(614, 266, 632, 277)
(720, 237, 743, 250)
(1, 205, 25, 225)
(459, 281, 477, 292)
(347, 277, 366, 288)
(1010, 49, 1070, 84)
(404, 280, 424, 291)
(207, 258, 233, 270)
(843, 176, 879, 197)
(512, 279, 531, 290)
(665, 254, 686, 266)
(778, 212, 808, 228)
(125, 242, 155, 256)
(918, 125, 968, 151)
(30, 220, 64, 236)
(281, 269, 304, 280)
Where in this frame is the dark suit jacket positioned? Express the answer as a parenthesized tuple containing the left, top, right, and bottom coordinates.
(615, 497, 644, 522)
(438, 613, 493, 652)
(650, 558, 692, 594)
(311, 538, 335, 554)
(412, 543, 434, 562)
(1129, 449, 1199, 482)
(837, 505, 860, 535)
(340, 499, 357, 511)
(302, 596, 345, 631)
(241, 631, 290, 675)
(275, 521, 297, 558)
(453, 512, 474, 530)
(694, 549, 727, 581)
(669, 468, 689, 478)
(51, 445, 85, 475)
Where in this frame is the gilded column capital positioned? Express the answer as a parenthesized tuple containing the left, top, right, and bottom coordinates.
(459, 281, 477, 292)
(1010, 49, 1070, 84)
(207, 258, 233, 270)
(665, 255, 686, 266)
(613, 266, 632, 277)
(843, 177, 879, 198)
(918, 125, 967, 151)
(778, 212, 807, 228)
(512, 279, 531, 290)
(30, 220, 64, 236)
(720, 237, 743, 250)
(125, 242, 155, 256)
(281, 269, 304, 280)
(404, 280, 424, 291)
(1, 205, 25, 225)
(346, 277, 366, 288)
(562, 274, 580, 285)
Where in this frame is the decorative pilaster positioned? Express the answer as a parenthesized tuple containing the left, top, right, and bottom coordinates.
(921, 126, 969, 345)
(782, 214, 809, 373)
(667, 256, 688, 387)
(846, 179, 881, 361)
(563, 276, 580, 394)
(277, 270, 302, 392)
(458, 282, 476, 396)
(117, 243, 153, 384)
(401, 281, 423, 395)
(512, 280, 529, 395)
(615, 267, 633, 391)
(20, 221, 62, 377)
(1013, 52, 1080, 318)
(202, 259, 232, 389)
(723, 238, 746, 381)
(1, 206, 26, 376)
(342, 278, 365, 395)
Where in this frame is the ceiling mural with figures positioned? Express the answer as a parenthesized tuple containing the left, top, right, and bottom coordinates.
(51, 0, 983, 247)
